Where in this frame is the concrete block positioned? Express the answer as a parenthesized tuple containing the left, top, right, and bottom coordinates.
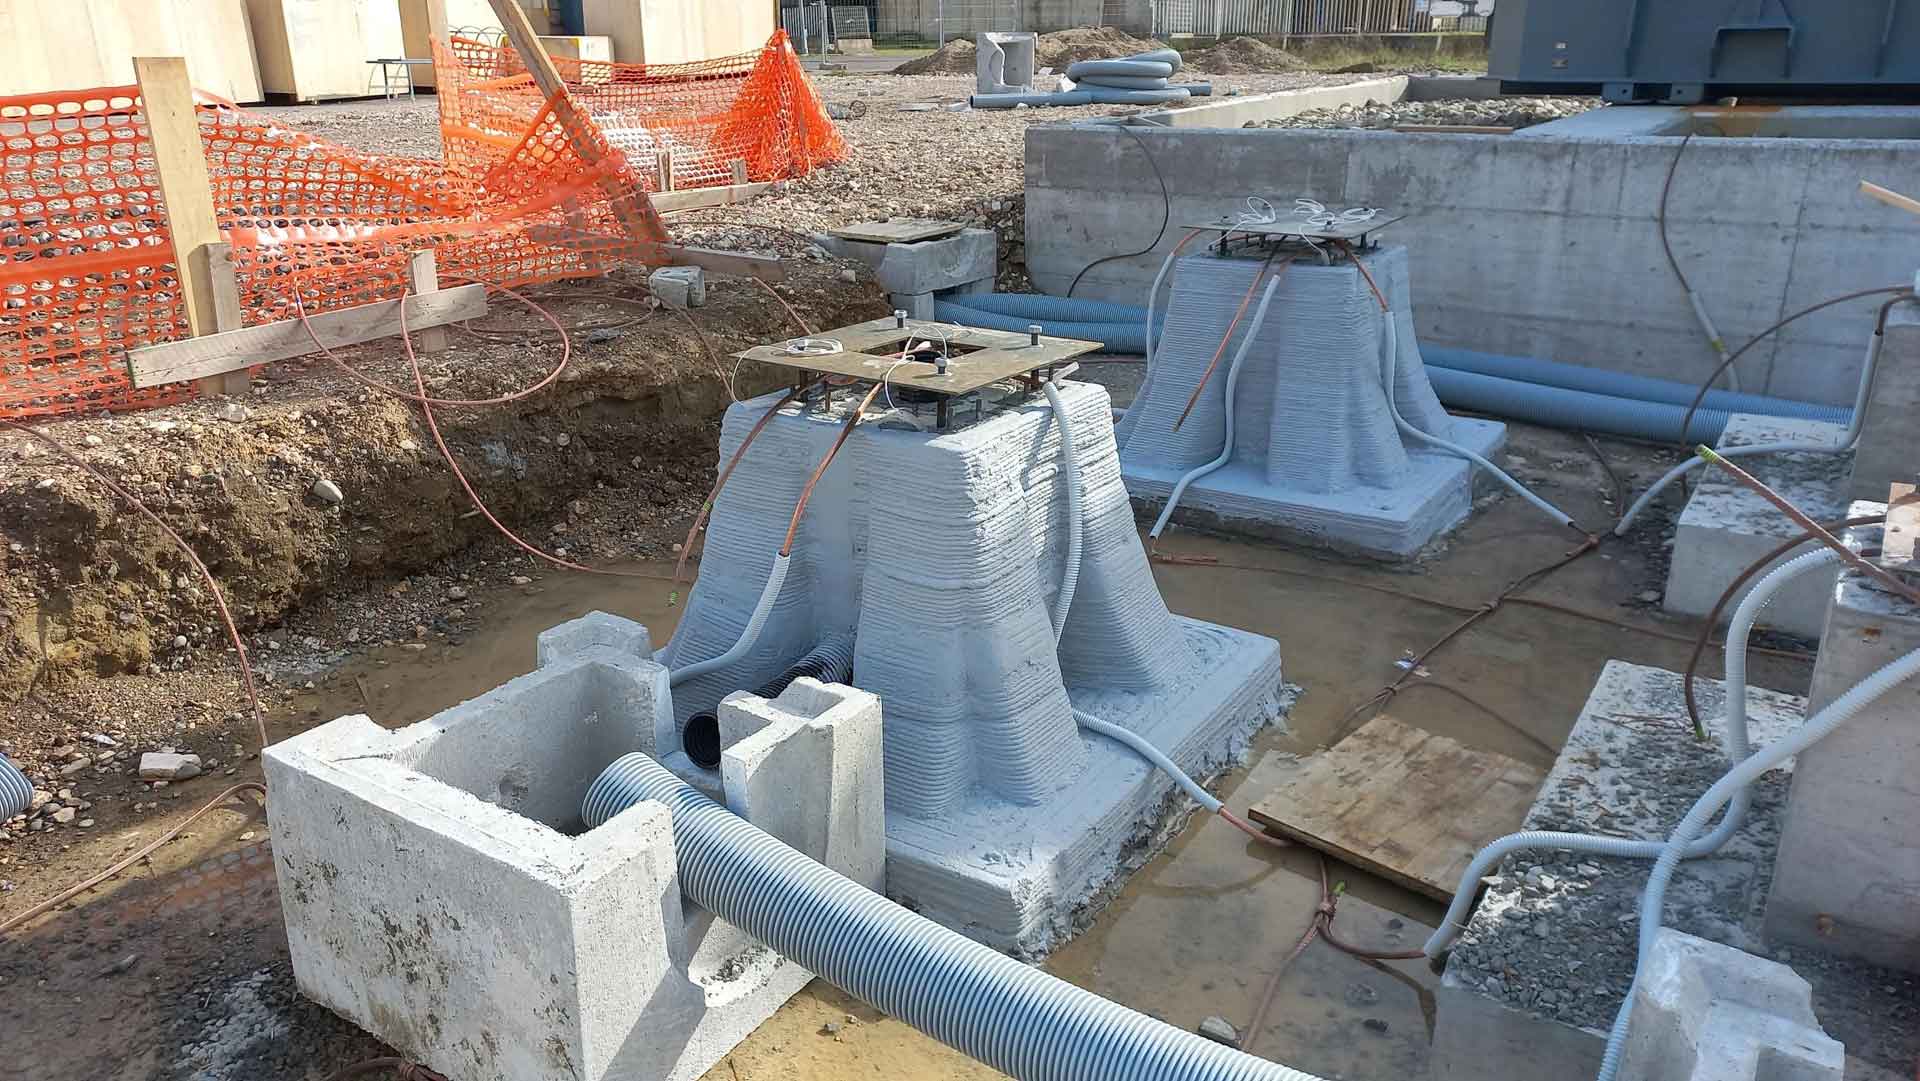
(265, 614, 878, 1081)
(649, 266, 706, 309)
(820, 228, 995, 296)
(976, 31, 1035, 95)
(1851, 304, 1920, 500)
(1766, 515, 1920, 971)
(666, 380, 1287, 955)
(720, 677, 885, 893)
(1619, 928, 1842, 1081)
(889, 290, 936, 321)
(1433, 661, 1808, 1081)
(536, 609, 655, 668)
(1664, 415, 1857, 640)
(1117, 246, 1504, 560)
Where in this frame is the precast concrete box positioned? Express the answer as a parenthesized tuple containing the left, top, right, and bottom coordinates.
(264, 614, 885, 1081)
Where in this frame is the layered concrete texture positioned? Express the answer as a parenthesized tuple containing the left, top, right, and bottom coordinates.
(1117, 246, 1504, 558)
(1026, 107, 1920, 405)
(1664, 415, 1856, 640)
(264, 613, 884, 1081)
(1620, 928, 1842, 1081)
(1766, 517, 1920, 972)
(667, 381, 1287, 954)
(1432, 661, 1808, 1081)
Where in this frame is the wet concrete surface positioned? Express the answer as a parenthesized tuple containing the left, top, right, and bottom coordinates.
(1, 421, 1825, 1081)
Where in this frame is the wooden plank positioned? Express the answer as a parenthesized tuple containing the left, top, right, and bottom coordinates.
(1861, 179, 1920, 219)
(656, 148, 675, 192)
(729, 158, 750, 185)
(650, 182, 774, 214)
(829, 219, 966, 244)
(194, 242, 250, 397)
(1392, 123, 1515, 134)
(128, 285, 487, 389)
(1246, 715, 1545, 901)
(134, 57, 224, 339)
(406, 251, 449, 354)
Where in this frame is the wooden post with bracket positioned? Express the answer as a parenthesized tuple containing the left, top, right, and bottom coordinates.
(133, 56, 251, 395)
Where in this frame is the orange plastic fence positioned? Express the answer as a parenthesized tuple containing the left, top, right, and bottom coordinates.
(436, 30, 845, 191)
(0, 31, 840, 421)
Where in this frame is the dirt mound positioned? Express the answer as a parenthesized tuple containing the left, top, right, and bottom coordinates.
(894, 26, 1169, 75)
(1185, 36, 1309, 74)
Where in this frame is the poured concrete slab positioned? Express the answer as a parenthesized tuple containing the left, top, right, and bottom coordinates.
(1664, 414, 1855, 640)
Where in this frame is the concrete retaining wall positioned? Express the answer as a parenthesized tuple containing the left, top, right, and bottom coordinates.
(1026, 112, 1920, 405)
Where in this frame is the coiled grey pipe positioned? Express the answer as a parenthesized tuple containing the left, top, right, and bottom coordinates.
(1065, 56, 1176, 79)
(668, 553, 790, 686)
(0, 755, 30, 819)
(1423, 546, 1842, 959)
(1380, 312, 1578, 530)
(1612, 327, 1883, 534)
(1041, 377, 1083, 643)
(1071, 73, 1172, 90)
(1598, 640, 1920, 1081)
(1147, 274, 1282, 542)
(581, 754, 1323, 1081)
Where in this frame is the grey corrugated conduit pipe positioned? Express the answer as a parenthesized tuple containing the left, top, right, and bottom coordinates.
(1378, 310, 1578, 530)
(667, 553, 790, 686)
(1422, 546, 1842, 960)
(1041, 371, 1083, 643)
(581, 755, 1324, 1081)
(0, 755, 30, 819)
(1147, 273, 1283, 544)
(1614, 305, 1894, 535)
(1597, 639, 1920, 1081)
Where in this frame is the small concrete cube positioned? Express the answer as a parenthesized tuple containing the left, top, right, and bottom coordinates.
(1619, 928, 1842, 1081)
(266, 612, 886, 1081)
(649, 266, 706, 309)
(889, 290, 936, 321)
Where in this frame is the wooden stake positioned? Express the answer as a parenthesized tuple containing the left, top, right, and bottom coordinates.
(406, 251, 449, 353)
(1861, 179, 1920, 218)
(134, 57, 223, 339)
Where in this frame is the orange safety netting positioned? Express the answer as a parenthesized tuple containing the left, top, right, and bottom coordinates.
(435, 30, 845, 192)
(0, 30, 841, 421)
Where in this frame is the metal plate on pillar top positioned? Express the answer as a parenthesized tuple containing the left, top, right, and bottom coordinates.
(732, 316, 1101, 398)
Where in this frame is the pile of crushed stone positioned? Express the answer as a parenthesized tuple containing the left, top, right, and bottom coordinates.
(895, 26, 1169, 75)
(1254, 96, 1600, 130)
(1185, 36, 1308, 73)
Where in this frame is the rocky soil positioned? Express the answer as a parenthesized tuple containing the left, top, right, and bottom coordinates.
(1255, 95, 1599, 130)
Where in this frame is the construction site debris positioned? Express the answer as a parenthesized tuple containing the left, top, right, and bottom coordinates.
(1254, 96, 1599, 130)
(895, 27, 1170, 75)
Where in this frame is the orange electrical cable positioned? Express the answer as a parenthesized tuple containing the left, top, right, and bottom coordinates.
(1172, 253, 1288, 432)
(780, 382, 885, 556)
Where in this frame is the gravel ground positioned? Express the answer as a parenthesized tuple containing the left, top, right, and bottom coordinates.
(1254, 95, 1599, 130)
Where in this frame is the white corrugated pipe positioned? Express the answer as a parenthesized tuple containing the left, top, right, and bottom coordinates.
(1379, 310, 1578, 530)
(581, 754, 1324, 1081)
(1422, 546, 1842, 958)
(1042, 375, 1083, 644)
(1597, 639, 1920, 1081)
(668, 553, 790, 686)
(1147, 273, 1283, 544)
(1613, 323, 1885, 534)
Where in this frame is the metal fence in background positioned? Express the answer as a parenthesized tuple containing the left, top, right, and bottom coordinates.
(1153, 0, 1487, 37)
(868, 0, 1027, 43)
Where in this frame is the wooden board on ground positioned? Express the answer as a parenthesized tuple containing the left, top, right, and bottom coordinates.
(731, 316, 1099, 397)
(126, 285, 487, 389)
(650, 181, 773, 214)
(828, 219, 964, 244)
(1247, 715, 1545, 902)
